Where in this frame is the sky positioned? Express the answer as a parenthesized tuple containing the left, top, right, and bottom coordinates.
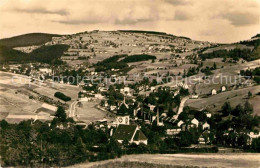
(0, 0, 259, 43)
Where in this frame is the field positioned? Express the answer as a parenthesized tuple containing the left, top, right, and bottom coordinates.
(186, 85, 260, 114)
(68, 153, 260, 168)
(75, 101, 112, 124)
(0, 71, 80, 123)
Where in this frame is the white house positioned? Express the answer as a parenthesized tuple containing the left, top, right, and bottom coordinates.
(177, 120, 184, 127)
(202, 122, 210, 130)
(166, 128, 181, 135)
(149, 104, 156, 111)
(221, 86, 226, 92)
(211, 89, 217, 95)
(248, 132, 260, 145)
(191, 118, 199, 127)
(206, 112, 212, 118)
(150, 86, 156, 91)
(191, 94, 199, 99)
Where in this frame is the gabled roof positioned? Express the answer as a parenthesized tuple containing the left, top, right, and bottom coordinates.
(113, 124, 137, 141)
(133, 130, 148, 141)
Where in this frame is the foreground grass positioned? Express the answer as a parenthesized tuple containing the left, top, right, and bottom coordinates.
(92, 161, 197, 168)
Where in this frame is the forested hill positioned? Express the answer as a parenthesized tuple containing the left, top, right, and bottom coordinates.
(0, 33, 61, 48)
(0, 44, 69, 64)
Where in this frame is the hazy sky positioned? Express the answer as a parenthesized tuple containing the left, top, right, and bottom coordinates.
(0, 0, 259, 43)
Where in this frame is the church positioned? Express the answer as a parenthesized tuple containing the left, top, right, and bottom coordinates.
(112, 97, 148, 145)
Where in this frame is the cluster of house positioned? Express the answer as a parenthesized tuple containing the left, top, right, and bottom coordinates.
(211, 85, 227, 95)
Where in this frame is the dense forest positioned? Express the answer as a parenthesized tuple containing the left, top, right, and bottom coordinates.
(120, 54, 156, 63)
(0, 44, 69, 63)
(199, 48, 259, 61)
(94, 54, 157, 72)
(240, 67, 260, 84)
(0, 33, 61, 48)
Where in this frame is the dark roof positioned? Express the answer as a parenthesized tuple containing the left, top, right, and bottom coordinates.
(133, 130, 147, 141)
(113, 124, 137, 141)
(117, 103, 129, 116)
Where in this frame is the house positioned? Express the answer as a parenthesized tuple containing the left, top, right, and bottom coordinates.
(221, 86, 226, 92)
(202, 122, 210, 130)
(150, 86, 156, 91)
(206, 112, 212, 118)
(199, 130, 211, 144)
(248, 132, 260, 145)
(110, 105, 117, 111)
(113, 124, 148, 145)
(149, 104, 156, 111)
(177, 120, 184, 127)
(166, 128, 181, 135)
(191, 94, 199, 99)
(191, 118, 199, 127)
(211, 89, 217, 95)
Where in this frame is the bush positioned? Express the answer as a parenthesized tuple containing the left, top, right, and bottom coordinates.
(54, 92, 71, 102)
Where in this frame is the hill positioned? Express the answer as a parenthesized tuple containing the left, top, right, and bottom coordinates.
(0, 44, 69, 63)
(0, 33, 61, 48)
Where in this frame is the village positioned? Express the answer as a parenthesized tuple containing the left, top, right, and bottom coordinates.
(0, 30, 260, 167)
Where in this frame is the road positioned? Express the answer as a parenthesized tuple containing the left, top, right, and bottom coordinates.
(173, 96, 189, 120)
(69, 101, 78, 119)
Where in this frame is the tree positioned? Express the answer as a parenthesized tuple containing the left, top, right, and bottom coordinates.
(248, 91, 252, 98)
(251, 137, 260, 152)
(244, 101, 253, 114)
(231, 104, 244, 116)
(55, 106, 67, 122)
(0, 119, 8, 129)
(213, 62, 217, 69)
(194, 111, 207, 122)
(221, 102, 232, 117)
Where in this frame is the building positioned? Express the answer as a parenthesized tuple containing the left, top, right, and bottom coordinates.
(116, 98, 130, 126)
(113, 124, 148, 145)
(177, 120, 184, 127)
(191, 94, 199, 99)
(191, 118, 199, 127)
(221, 86, 226, 92)
(211, 89, 217, 95)
(202, 122, 210, 130)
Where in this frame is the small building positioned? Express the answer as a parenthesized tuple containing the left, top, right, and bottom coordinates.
(211, 89, 217, 95)
(113, 124, 148, 145)
(206, 112, 212, 118)
(166, 128, 181, 135)
(191, 94, 199, 99)
(248, 132, 260, 145)
(221, 86, 226, 92)
(202, 122, 210, 130)
(191, 118, 199, 127)
(177, 120, 184, 127)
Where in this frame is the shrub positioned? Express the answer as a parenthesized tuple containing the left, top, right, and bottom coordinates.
(54, 92, 71, 102)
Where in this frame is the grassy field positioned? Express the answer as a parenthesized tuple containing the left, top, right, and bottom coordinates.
(186, 85, 260, 114)
(68, 153, 260, 168)
(75, 101, 112, 124)
(0, 71, 80, 123)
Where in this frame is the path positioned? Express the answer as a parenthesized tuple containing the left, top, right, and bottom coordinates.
(173, 96, 189, 120)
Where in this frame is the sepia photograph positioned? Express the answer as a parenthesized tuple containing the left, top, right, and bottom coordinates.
(0, 0, 260, 167)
